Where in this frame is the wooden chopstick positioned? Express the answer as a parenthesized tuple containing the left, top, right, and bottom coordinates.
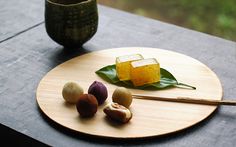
(132, 94, 236, 106)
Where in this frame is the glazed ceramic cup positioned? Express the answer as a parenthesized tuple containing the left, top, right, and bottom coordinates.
(45, 0, 98, 48)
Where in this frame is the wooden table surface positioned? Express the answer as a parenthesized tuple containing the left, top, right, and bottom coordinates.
(1, 0, 236, 146)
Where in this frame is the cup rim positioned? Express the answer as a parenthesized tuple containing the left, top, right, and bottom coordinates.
(46, 0, 93, 7)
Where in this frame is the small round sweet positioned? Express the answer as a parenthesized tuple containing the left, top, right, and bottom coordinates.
(88, 81, 108, 105)
(76, 94, 98, 117)
(112, 87, 132, 108)
(62, 82, 84, 104)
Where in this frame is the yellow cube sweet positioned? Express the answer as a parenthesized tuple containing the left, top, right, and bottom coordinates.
(130, 58, 160, 86)
(116, 54, 143, 81)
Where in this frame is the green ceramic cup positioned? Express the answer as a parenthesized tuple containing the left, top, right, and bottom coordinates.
(45, 0, 98, 48)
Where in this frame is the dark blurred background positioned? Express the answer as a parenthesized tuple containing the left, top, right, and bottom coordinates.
(98, 0, 236, 41)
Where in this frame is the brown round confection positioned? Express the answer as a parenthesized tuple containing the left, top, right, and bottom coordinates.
(76, 94, 98, 117)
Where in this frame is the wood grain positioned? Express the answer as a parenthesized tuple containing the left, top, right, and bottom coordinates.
(36, 47, 223, 138)
(132, 94, 236, 106)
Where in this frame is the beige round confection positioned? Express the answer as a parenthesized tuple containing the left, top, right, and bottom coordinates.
(112, 87, 132, 108)
(62, 82, 84, 104)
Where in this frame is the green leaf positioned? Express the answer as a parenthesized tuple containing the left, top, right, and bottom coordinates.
(95, 65, 119, 83)
(95, 64, 196, 90)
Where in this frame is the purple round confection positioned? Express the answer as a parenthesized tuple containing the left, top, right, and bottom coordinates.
(88, 81, 108, 105)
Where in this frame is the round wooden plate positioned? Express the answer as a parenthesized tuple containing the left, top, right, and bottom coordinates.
(36, 47, 222, 139)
